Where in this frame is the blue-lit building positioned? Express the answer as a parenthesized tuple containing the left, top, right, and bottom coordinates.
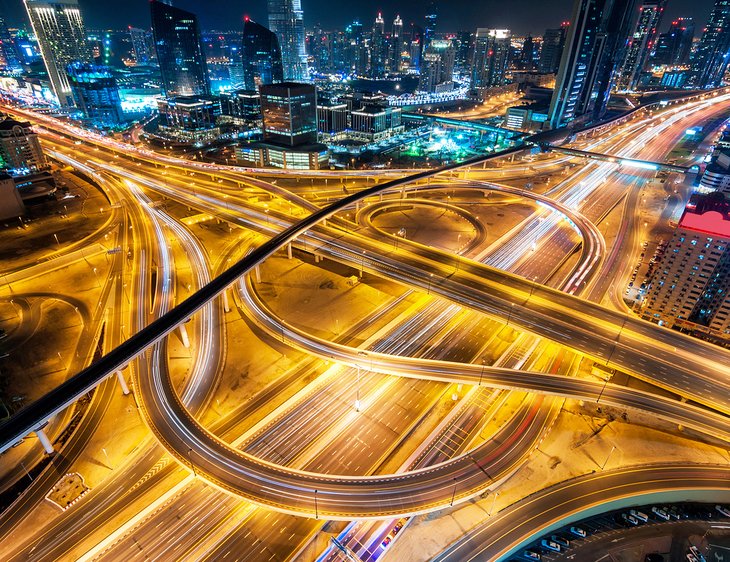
(0, 18, 22, 73)
(689, 0, 730, 88)
(66, 62, 125, 127)
(150, 0, 210, 97)
(268, 0, 308, 81)
(242, 18, 283, 91)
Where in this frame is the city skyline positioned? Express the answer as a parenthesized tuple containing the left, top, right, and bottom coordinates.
(0, 0, 721, 34)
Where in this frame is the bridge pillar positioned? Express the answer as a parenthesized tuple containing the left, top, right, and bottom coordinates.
(115, 369, 130, 395)
(355, 201, 360, 212)
(254, 265, 261, 283)
(179, 323, 190, 348)
(36, 428, 54, 455)
(222, 289, 230, 313)
(287, 243, 292, 259)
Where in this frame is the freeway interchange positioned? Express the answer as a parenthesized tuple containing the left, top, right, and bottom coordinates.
(1, 90, 730, 559)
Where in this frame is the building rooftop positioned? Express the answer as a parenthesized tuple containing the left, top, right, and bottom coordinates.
(680, 192, 730, 237)
(0, 117, 32, 131)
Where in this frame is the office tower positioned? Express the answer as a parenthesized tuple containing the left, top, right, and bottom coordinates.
(370, 12, 387, 78)
(540, 24, 569, 73)
(640, 193, 730, 337)
(420, 39, 455, 92)
(392, 15, 403, 71)
(653, 18, 694, 65)
(241, 18, 283, 91)
(23, 0, 92, 107)
(150, 0, 210, 97)
(689, 0, 730, 88)
(66, 62, 125, 127)
(454, 31, 474, 73)
(424, 2, 438, 49)
(0, 116, 47, 175)
(260, 82, 317, 146)
(0, 18, 22, 72)
(548, 0, 637, 129)
(615, 0, 666, 91)
(471, 29, 511, 88)
(220, 89, 262, 124)
(157, 96, 221, 144)
(409, 24, 424, 70)
(129, 27, 155, 65)
(268, 0, 308, 81)
(520, 35, 537, 70)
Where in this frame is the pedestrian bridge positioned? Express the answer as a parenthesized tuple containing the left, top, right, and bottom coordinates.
(541, 145, 701, 174)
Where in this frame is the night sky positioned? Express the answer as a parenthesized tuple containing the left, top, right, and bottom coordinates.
(0, 0, 719, 35)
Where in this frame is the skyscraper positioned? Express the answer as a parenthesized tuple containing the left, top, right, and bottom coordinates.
(653, 18, 694, 66)
(242, 18, 283, 91)
(0, 18, 22, 72)
(150, 0, 210, 97)
(268, 0, 308, 81)
(548, 0, 637, 129)
(689, 0, 730, 88)
(424, 3, 438, 49)
(129, 26, 155, 65)
(392, 14, 404, 72)
(471, 29, 511, 89)
(539, 23, 569, 74)
(23, 0, 92, 107)
(615, 0, 666, 91)
(370, 12, 388, 78)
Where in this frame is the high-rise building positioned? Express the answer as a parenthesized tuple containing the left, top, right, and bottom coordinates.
(0, 173, 25, 221)
(0, 18, 22, 72)
(268, 0, 308, 81)
(653, 18, 694, 66)
(615, 0, 666, 91)
(548, 0, 637, 129)
(424, 3, 438, 49)
(66, 62, 125, 127)
(241, 18, 283, 91)
(640, 193, 730, 337)
(540, 24, 569, 74)
(150, 0, 210, 97)
(689, 0, 730, 88)
(370, 12, 388, 78)
(23, 0, 92, 107)
(0, 116, 47, 175)
(454, 31, 474, 73)
(420, 39, 456, 92)
(471, 29, 511, 89)
(129, 26, 155, 65)
(392, 15, 403, 71)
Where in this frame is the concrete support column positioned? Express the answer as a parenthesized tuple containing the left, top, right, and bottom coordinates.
(36, 428, 54, 454)
(115, 370, 130, 395)
(355, 201, 360, 212)
(222, 289, 230, 313)
(287, 243, 292, 259)
(322, 219, 327, 227)
(254, 265, 261, 283)
(179, 323, 190, 348)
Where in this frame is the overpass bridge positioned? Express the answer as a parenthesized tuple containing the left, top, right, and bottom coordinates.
(541, 145, 701, 175)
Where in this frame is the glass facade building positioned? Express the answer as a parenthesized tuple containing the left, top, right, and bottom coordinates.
(689, 0, 730, 88)
(267, 0, 308, 81)
(548, 0, 637, 129)
(150, 0, 210, 97)
(260, 82, 317, 146)
(66, 62, 125, 127)
(23, 0, 92, 107)
(242, 18, 283, 91)
(615, 0, 666, 91)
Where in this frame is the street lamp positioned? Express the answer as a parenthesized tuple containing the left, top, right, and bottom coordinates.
(600, 445, 616, 470)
